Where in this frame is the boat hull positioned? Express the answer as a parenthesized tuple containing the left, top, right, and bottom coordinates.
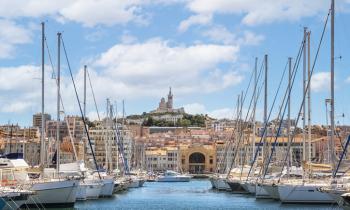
(261, 183, 280, 200)
(278, 184, 335, 204)
(129, 179, 140, 188)
(138, 179, 145, 187)
(157, 176, 191, 182)
(100, 178, 114, 197)
(22, 179, 78, 208)
(226, 181, 248, 194)
(256, 184, 272, 199)
(3, 192, 31, 210)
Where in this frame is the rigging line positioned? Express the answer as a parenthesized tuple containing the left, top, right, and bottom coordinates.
(44, 36, 78, 160)
(44, 36, 56, 79)
(263, 51, 304, 180)
(226, 60, 266, 177)
(86, 68, 101, 121)
(257, 59, 292, 180)
(239, 79, 265, 178)
(246, 39, 305, 181)
(111, 108, 129, 173)
(60, 36, 101, 179)
(278, 8, 331, 182)
(228, 60, 265, 144)
(217, 60, 265, 173)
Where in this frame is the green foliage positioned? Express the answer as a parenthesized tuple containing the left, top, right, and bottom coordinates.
(141, 114, 206, 127)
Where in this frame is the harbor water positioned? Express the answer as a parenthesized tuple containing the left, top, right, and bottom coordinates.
(75, 179, 335, 210)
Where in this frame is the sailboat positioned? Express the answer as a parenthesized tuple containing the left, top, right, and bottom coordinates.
(17, 24, 79, 208)
(274, 0, 338, 204)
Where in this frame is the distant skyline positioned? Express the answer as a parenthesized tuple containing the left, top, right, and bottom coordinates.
(1, 0, 350, 127)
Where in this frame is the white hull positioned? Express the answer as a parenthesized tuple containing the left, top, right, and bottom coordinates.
(209, 177, 216, 188)
(138, 179, 145, 187)
(76, 184, 88, 200)
(85, 183, 102, 199)
(157, 176, 191, 182)
(3, 192, 32, 210)
(216, 178, 230, 191)
(255, 184, 271, 199)
(129, 179, 140, 188)
(242, 182, 256, 194)
(77, 179, 102, 200)
(100, 178, 114, 197)
(24, 179, 78, 208)
(278, 183, 335, 204)
(261, 184, 280, 200)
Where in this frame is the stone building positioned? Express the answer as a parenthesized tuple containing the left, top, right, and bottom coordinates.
(151, 87, 185, 114)
(33, 113, 51, 131)
(179, 144, 216, 174)
(88, 120, 118, 170)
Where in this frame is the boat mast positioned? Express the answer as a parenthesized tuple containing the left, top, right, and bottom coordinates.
(105, 98, 110, 170)
(252, 57, 257, 162)
(287, 57, 292, 177)
(84, 65, 87, 119)
(307, 31, 312, 171)
(56, 32, 61, 174)
(330, 0, 336, 174)
(263, 54, 268, 175)
(302, 27, 307, 163)
(40, 22, 45, 167)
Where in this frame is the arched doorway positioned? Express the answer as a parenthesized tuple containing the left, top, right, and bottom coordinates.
(189, 152, 205, 174)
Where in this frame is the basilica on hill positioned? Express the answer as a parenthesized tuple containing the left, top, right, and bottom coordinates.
(151, 87, 185, 114)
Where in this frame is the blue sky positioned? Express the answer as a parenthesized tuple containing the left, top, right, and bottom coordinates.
(1, 0, 350, 127)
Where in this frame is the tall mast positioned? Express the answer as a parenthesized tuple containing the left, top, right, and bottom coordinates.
(303, 27, 307, 163)
(235, 94, 240, 167)
(330, 0, 336, 173)
(56, 32, 61, 174)
(40, 22, 45, 167)
(105, 98, 110, 170)
(263, 54, 268, 172)
(240, 91, 243, 166)
(252, 57, 257, 161)
(84, 65, 87, 119)
(287, 57, 292, 177)
(307, 31, 312, 166)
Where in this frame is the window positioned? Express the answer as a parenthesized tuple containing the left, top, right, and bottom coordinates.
(210, 159, 213, 164)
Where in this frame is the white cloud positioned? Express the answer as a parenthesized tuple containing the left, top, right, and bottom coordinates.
(0, 0, 181, 27)
(0, 19, 32, 58)
(202, 25, 235, 44)
(85, 29, 106, 42)
(202, 25, 264, 46)
(182, 0, 330, 28)
(178, 14, 212, 32)
(59, 0, 147, 27)
(0, 38, 245, 117)
(240, 31, 264, 46)
(311, 72, 330, 92)
(92, 38, 241, 96)
(183, 103, 207, 114)
(120, 32, 138, 44)
(183, 103, 235, 119)
(346, 76, 350, 83)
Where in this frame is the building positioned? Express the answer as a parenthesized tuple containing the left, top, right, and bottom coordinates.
(88, 120, 119, 170)
(2, 140, 41, 166)
(33, 113, 51, 131)
(145, 147, 180, 172)
(45, 116, 85, 142)
(151, 87, 185, 114)
(179, 144, 216, 174)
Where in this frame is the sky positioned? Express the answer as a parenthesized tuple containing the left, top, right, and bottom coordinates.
(1, 0, 350, 127)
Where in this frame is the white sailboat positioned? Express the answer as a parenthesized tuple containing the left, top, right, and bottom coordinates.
(157, 170, 191, 182)
(275, 0, 339, 204)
